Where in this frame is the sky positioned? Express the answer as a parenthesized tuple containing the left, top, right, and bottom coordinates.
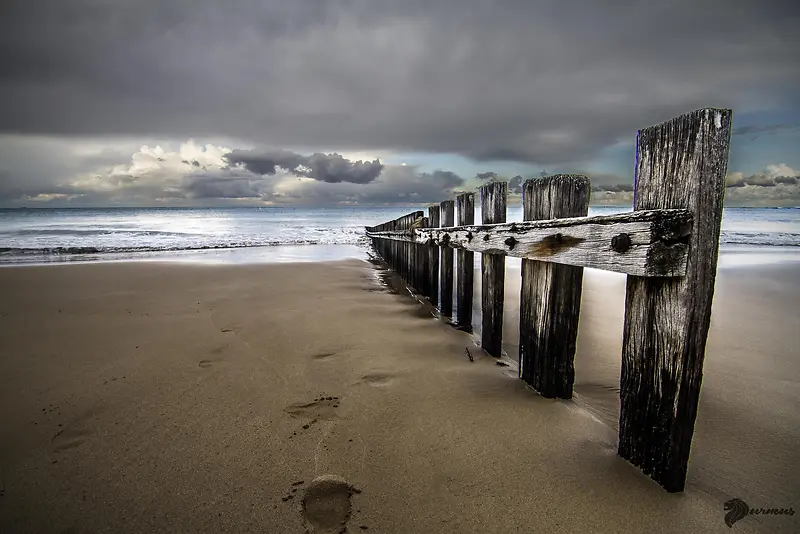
(0, 0, 798, 208)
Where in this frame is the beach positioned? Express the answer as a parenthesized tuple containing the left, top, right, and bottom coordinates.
(0, 255, 798, 533)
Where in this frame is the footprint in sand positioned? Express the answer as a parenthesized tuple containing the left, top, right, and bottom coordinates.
(52, 428, 90, 452)
(310, 352, 338, 360)
(285, 397, 340, 421)
(198, 359, 214, 368)
(51, 406, 103, 453)
(358, 373, 394, 387)
(301, 475, 361, 534)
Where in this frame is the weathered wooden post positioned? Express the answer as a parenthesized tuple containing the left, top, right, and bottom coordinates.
(402, 214, 410, 284)
(618, 108, 732, 492)
(456, 193, 475, 331)
(427, 205, 441, 306)
(440, 200, 455, 317)
(519, 175, 590, 398)
(402, 211, 424, 288)
(382, 222, 389, 267)
(389, 219, 397, 275)
(479, 181, 507, 357)
(398, 213, 410, 283)
(411, 214, 419, 291)
(418, 216, 430, 296)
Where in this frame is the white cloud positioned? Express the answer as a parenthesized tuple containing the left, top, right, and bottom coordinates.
(764, 163, 798, 178)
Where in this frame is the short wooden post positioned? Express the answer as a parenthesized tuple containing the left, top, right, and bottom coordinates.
(480, 181, 507, 357)
(387, 220, 395, 274)
(440, 200, 455, 317)
(415, 211, 424, 290)
(418, 216, 430, 296)
(396, 217, 402, 275)
(396, 216, 404, 282)
(381, 222, 389, 266)
(410, 214, 418, 290)
(401, 211, 423, 289)
(427, 205, 441, 306)
(399, 213, 410, 283)
(404, 214, 412, 284)
(456, 193, 475, 331)
(519, 175, 590, 398)
(618, 108, 732, 492)
(391, 220, 398, 273)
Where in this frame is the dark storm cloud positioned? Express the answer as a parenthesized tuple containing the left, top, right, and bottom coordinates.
(476, 172, 497, 180)
(205, 165, 464, 207)
(725, 172, 799, 189)
(1, 0, 798, 165)
(426, 170, 464, 190)
(744, 174, 777, 187)
(180, 174, 263, 199)
(726, 175, 747, 188)
(224, 149, 383, 184)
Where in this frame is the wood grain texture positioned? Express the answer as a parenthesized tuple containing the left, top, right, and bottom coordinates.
(403, 212, 423, 285)
(367, 211, 422, 284)
(456, 193, 475, 331)
(519, 175, 590, 399)
(618, 108, 732, 492)
(427, 205, 441, 306)
(480, 182, 507, 357)
(366, 209, 692, 277)
(440, 200, 455, 317)
(417, 217, 430, 296)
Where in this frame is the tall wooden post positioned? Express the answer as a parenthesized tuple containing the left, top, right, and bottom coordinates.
(440, 200, 455, 317)
(519, 175, 590, 398)
(480, 181, 507, 357)
(456, 193, 475, 331)
(618, 108, 732, 492)
(427, 205, 441, 306)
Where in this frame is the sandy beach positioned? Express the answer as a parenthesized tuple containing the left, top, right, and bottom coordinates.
(0, 257, 798, 533)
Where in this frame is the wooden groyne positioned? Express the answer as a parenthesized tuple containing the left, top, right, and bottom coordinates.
(366, 108, 733, 492)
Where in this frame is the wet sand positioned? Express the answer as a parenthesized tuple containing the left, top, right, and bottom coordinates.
(0, 258, 797, 533)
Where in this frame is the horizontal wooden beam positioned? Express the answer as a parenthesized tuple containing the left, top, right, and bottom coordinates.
(366, 209, 692, 277)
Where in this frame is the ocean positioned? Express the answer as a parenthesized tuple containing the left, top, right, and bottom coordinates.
(0, 206, 798, 265)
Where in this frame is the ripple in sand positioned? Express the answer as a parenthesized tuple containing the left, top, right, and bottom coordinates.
(301, 475, 361, 534)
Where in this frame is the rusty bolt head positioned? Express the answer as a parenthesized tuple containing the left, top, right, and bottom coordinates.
(611, 233, 632, 253)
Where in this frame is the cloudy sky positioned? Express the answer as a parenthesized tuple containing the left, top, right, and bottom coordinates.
(1, 0, 798, 207)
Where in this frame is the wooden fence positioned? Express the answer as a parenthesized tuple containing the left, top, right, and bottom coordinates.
(365, 108, 733, 493)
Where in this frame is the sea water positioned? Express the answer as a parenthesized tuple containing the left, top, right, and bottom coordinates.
(0, 206, 798, 265)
